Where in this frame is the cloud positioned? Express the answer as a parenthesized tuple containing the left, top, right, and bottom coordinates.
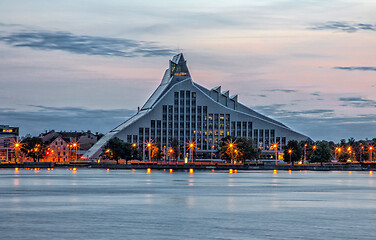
(310, 21, 376, 33)
(333, 66, 376, 71)
(311, 92, 320, 96)
(0, 30, 175, 58)
(0, 105, 136, 136)
(253, 104, 375, 141)
(265, 89, 297, 93)
(339, 97, 376, 108)
(254, 104, 334, 118)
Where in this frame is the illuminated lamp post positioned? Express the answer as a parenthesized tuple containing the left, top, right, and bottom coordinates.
(288, 149, 292, 165)
(131, 143, 137, 162)
(168, 148, 173, 164)
(347, 146, 352, 162)
(12, 139, 21, 163)
(370, 146, 374, 162)
(145, 141, 152, 162)
(211, 145, 215, 163)
(334, 147, 339, 160)
(272, 143, 279, 165)
(304, 143, 307, 162)
(226, 139, 236, 165)
(70, 140, 79, 162)
(229, 143, 234, 164)
(188, 140, 195, 163)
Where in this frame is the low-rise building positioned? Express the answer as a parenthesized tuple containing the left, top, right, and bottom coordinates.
(0, 125, 19, 162)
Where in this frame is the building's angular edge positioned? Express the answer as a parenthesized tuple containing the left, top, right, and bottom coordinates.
(84, 53, 310, 159)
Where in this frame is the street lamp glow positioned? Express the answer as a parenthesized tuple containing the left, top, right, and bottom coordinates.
(186, 140, 196, 163)
(226, 139, 237, 164)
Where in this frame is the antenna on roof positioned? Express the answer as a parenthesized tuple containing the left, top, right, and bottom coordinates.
(176, 46, 182, 54)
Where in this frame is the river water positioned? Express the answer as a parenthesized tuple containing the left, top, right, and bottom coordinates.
(1, 169, 375, 240)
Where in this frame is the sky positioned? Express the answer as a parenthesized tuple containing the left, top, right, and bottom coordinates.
(0, 0, 375, 142)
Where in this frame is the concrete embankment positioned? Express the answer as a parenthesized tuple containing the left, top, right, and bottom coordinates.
(2, 162, 376, 171)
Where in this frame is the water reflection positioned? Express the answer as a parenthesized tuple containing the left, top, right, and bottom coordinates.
(1, 170, 376, 240)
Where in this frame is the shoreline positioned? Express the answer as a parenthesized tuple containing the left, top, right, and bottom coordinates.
(2, 162, 376, 171)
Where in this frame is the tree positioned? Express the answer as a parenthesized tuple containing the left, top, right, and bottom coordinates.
(21, 137, 45, 162)
(219, 136, 236, 163)
(219, 137, 260, 164)
(170, 138, 180, 161)
(283, 140, 303, 165)
(236, 138, 260, 163)
(151, 142, 164, 161)
(337, 151, 350, 162)
(310, 141, 332, 166)
(101, 137, 134, 164)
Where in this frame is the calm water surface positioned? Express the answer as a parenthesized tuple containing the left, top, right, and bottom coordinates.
(1, 169, 376, 240)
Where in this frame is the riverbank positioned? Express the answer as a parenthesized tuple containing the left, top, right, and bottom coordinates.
(2, 162, 376, 171)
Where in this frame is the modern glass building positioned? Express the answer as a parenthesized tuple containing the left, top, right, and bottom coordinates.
(84, 53, 309, 160)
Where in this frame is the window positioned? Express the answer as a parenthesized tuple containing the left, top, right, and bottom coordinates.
(174, 92, 179, 105)
(248, 122, 252, 138)
(254, 129, 258, 145)
(145, 128, 150, 141)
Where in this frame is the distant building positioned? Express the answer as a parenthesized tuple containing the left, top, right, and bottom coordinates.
(0, 125, 19, 162)
(40, 130, 101, 162)
(45, 136, 70, 163)
(85, 53, 310, 160)
(0, 125, 19, 138)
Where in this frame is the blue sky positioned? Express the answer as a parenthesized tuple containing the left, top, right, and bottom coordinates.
(0, 0, 375, 141)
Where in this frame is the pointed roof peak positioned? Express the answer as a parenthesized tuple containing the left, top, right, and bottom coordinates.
(171, 53, 185, 64)
(169, 53, 190, 78)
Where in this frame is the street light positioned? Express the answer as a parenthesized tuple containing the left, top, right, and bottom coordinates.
(70, 140, 79, 162)
(187, 140, 196, 163)
(347, 146, 353, 162)
(335, 146, 341, 160)
(370, 146, 374, 162)
(226, 139, 236, 164)
(11, 138, 22, 163)
(288, 149, 292, 164)
(145, 141, 153, 162)
(272, 142, 279, 165)
(168, 148, 173, 163)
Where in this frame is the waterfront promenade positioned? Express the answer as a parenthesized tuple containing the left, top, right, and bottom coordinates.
(2, 161, 376, 171)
